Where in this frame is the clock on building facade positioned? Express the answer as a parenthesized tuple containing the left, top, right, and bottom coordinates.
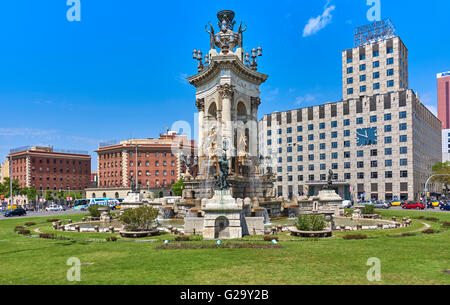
(356, 127, 378, 146)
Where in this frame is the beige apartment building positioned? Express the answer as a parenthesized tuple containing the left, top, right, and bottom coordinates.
(258, 90, 441, 201)
(258, 20, 441, 201)
(343, 22, 409, 100)
(0, 159, 9, 183)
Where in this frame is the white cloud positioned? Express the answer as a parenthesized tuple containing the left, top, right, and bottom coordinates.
(295, 94, 317, 105)
(0, 128, 57, 137)
(302, 1, 336, 38)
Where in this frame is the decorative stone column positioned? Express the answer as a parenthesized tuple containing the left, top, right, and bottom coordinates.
(218, 84, 234, 169)
(196, 99, 205, 158)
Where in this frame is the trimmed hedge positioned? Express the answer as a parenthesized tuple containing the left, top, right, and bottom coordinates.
(14, 226, 24, 231)
(46, 219, 60, 223)
(442, 222, 450, 227)
(175, 236, 190, 242)
(39, 233, 55, 239)
(24, 222, 36, 226)
(343, 234, 367, 240)
(264, 236, 279, 242)
(422, 229, 435, 234)
(18, 229, 31, 235)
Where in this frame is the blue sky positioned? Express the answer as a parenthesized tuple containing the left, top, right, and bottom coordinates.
(0, 0, 449, 170)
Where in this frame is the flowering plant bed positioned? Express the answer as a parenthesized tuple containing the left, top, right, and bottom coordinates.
(155, 242, 283, 250)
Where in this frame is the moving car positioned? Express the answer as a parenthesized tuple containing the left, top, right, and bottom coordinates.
(45, 204, 65, 212)
(391, 201, 404, 207)
(402, 201, 426, 210)
(4, 207, 27, 217)
(373, 201, 390, 209)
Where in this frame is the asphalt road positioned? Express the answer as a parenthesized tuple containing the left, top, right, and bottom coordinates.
(0, 209, 87, 220)
(388, 206, 450, 213)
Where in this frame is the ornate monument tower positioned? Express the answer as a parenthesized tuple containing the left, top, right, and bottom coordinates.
(184, 10, 275, 200)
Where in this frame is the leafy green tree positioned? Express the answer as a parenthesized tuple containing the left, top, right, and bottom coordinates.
(171, 179, 185, 196)
(2, 178, 21, 197)
(431, 162, 450, 196)
(26, 187, 38, 202)
(44, 190, 54, 202)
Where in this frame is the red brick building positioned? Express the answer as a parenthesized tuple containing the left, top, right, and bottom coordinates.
(96, 132, 195, 189)
(8, 146, 91, 191)
(438, 71, 450, 129)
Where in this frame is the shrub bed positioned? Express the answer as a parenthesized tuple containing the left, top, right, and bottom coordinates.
(442, 222, 450, 227)
(39, 233, 56, 239)
(425, 217, 439, 222)
(155, 243, 283, 250)
(422, 229, 435, 234)
(18, 229, 31, 235)
(14, 226, 24, 232)
(264, 236, 279, 241)
(24, 222, 36, 226)
(175, 236, 190, 242)
(46, 219, 60, 223)
(343, 234, 367, 240)
(417, 216, 425, 220)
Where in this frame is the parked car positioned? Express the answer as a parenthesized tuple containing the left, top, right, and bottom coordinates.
(4, 207, 27, 217)
(342, 200, 353, 208)
(402, 201, 426, 210)
(373, 201, 390, 209)
(440, 204, 450, 211)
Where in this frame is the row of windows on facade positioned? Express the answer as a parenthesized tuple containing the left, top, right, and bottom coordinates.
(101, 179, 175, 187)
(13, 166, 89, 174)
(268, 135, 408, 152)
(267, 112, 408, 137)
(30, 176, 88, 181)
(346, 56, 408, 76)
(99, 170, 176, 178)
(277, 171, 409, 182)
(99, 151, 175, 159)
(27, 158, 89, 166)
(347, 81, 399, 95)
(32, 185, 87, 191)
(346, 44, 406, 62)
(275, 156, 409, 167)
(269, 147, 408, 168)
(99, 160, 176, 169)
(282, 183, 410, 195)
(266, 97, 408, 126)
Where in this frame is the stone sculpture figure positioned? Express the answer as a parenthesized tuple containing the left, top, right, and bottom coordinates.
(205, 22, 215, 50)
(215, 150, 230, 190)
(129, 177, 137, 193)
(322, 169, 334, 190)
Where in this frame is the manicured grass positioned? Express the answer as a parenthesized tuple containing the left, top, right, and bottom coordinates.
(0, 210, 450, 285)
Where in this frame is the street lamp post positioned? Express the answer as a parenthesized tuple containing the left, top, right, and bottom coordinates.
(9, 156, 12, 209)
(424, 174, 450, 200)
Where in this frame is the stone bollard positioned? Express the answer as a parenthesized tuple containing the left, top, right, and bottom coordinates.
(94, 225, 99, 232)
(357, 224, 363, 231)
(277, 225, 283, 232)
(392, 216, 397, 222)
(57, 220, 62, 227)
(109, 226, 114, 233)
(82, 217, 86, 222)
(402, 217, 407, 223)
(68, 219, 72, 224)
(75, 225, 80, 232)
(271, 226, 277, 235)
(377, 223, 383, 229)
(52, 222, 57, 229)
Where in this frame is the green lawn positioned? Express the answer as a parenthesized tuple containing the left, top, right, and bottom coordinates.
(1, 210, 450, 285)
